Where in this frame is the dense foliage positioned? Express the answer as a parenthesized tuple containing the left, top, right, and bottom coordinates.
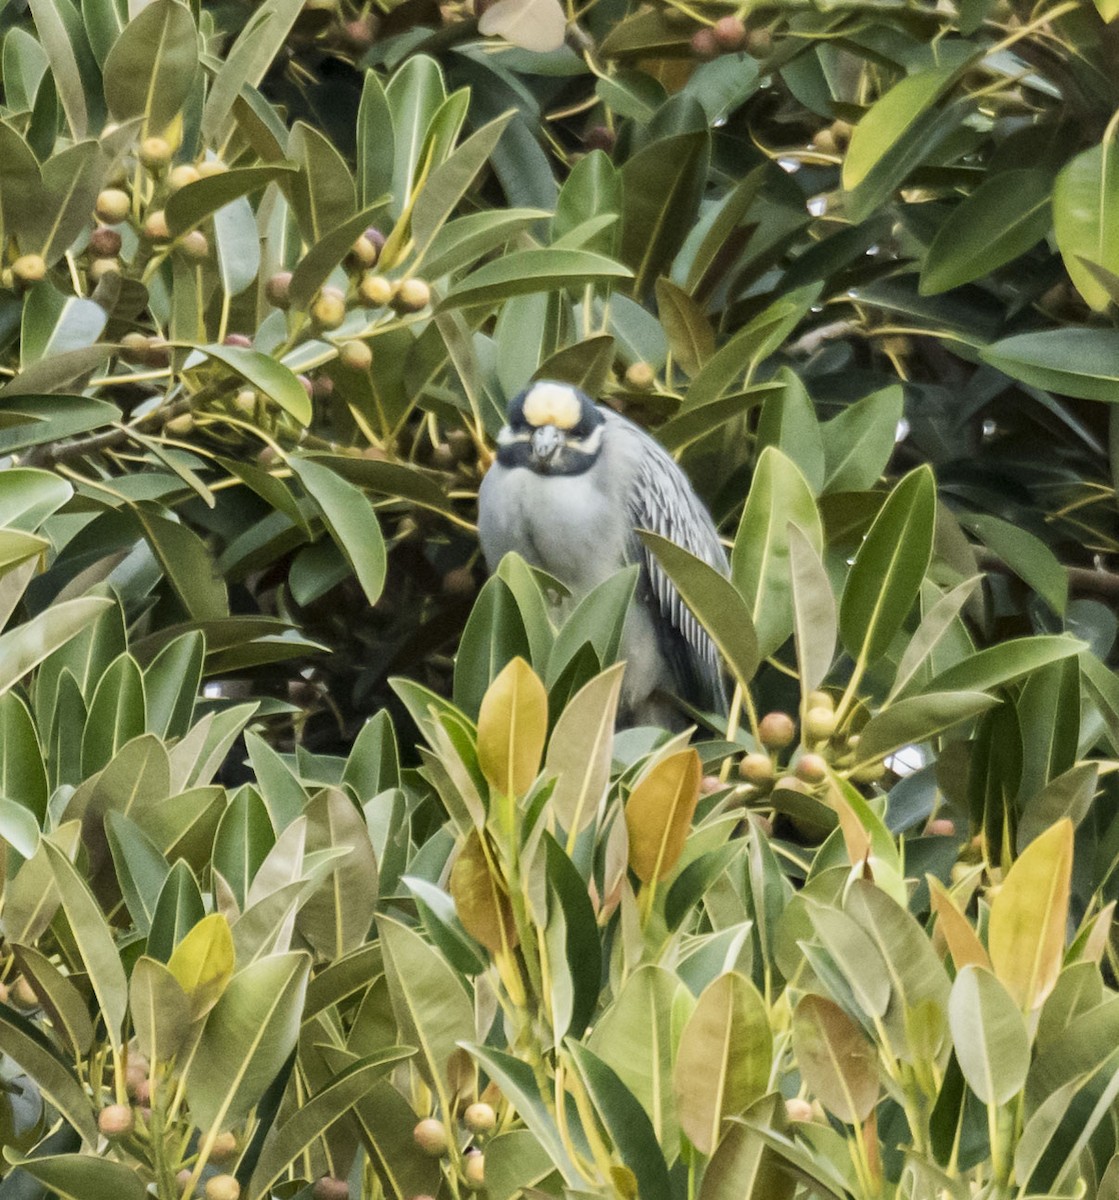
(3, 0, 1119, 1194)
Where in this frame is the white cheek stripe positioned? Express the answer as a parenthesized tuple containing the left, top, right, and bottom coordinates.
(497, 426, 532, 446)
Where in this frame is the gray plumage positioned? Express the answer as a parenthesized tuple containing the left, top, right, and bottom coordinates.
(477, 381, 728, 726)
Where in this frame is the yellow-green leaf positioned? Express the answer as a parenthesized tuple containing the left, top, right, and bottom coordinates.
(625, 748, 700, 884)
(449, 829, 518, 953)
(792, 994, 879, 1123)
(476, 657, 547, 797)
(167, 912, 235, 1021)
(988, 818, 1072, 1012)
(545, 662, 625, 839)
(673, 972, 771, 1154)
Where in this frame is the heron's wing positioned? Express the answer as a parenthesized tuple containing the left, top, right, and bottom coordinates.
(624, 434, 729, 712)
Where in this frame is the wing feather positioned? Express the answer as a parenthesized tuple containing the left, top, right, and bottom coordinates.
(620, 420, 729, 711)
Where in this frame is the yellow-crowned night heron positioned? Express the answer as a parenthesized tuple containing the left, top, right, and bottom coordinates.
(477, 380, 728, 726)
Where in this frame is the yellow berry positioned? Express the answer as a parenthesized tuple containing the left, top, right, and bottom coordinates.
(339, 340, 372, 370)
(311, 288, 347, 330)
(625, 362, 656, 391)
(204, 1175, 241, 1200)
(348, 234, 379, 268)
(804, 706, 837, 742)
(785, 1097, 814, 1122)
(394, 277, 431, 312)
(12, 254, 47, 284)
(95, 188, 132, 223)
(165, 413, 194, 436)
(139, 136, 172, 171)
(463, 1102, 496, 1134)
(210, 1131, 238, 1163)
(738, 753, 775, 786)
(359, 272, 394, 306)
(178, 230, 209, 259)
(142, 210, 171, 241)
(87, 255, 121, 288)
(233, 388, 257, 414)
(413, 1117, 449, 1157)
(168, 164, 201, 191)
(196, 159, 228, 178)
(463, 1152, 485, 1190)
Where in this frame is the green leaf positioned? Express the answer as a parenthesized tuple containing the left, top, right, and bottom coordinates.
(699, 1097, 795, 1200)
(949, 965, 1029, 1103)
(465, 1043, 580, 1184)
(133, 506, 229, 622)
(165, 165, 297, 235)
(10, 942, 94, 1058)
(287, 456, 386, 607)
(639, 532, 760, 689)
(962, 513, 1067, 614)
(620, 130, 709, 297)
(566, 1041, 673, 1200)
(789, 525, 836, 697)
(588, 965, 684, 1153)
(922, 635, 1084, 695)
(286, 200, 391, 313)
(1053, 134, 1119, 312)
(453, 575, 532, 719)
(840, 466, 936, 666)
(842, 61, 968, 218)
(385, 55, 447, 219)
(890, 575, 982, 700)
(103, 0, 198, 137)
(674, 972, 772, 1154)
(755, 368, 825, 494)
(442, 248, 632, 309)
(106, 811, 170, 934)
(655, 277, 714, 378)
(731, 448, 822, 659)
(981, 328, 1119, 403)
(822, 386, 903, 494)
(185, 951, 311, 1131)
(27, 0, 90, 138)
(29, 141, 105, 266)
(201, 0, 303, 140)
(194, 343, 312, 425)
(357, 69, 394, 208)
(7, 1153, 146, 1200)
(81, 652, 146, 774)
(43, 840, 128, 1053)
(855, 691, 998, 765)
(413, 113, 514, 259)
(0, 1007, 96, 1145)
(545, 663, 624, 838)
(921, 169, 1052, 294)
(297, 788, 379, 959)
(247, 1049, 416, 1200)
(129, 955, 191, 1066)
(0, 693, 47, 822)
(0, 596, 113, 697)
(377, 914, 475, 1099)
(792, 994, 879, 1123)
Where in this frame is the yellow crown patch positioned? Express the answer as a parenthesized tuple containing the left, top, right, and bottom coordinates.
(522, 382, 582, 431)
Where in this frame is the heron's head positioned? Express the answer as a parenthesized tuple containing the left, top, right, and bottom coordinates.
(496, 381, 605, 475)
